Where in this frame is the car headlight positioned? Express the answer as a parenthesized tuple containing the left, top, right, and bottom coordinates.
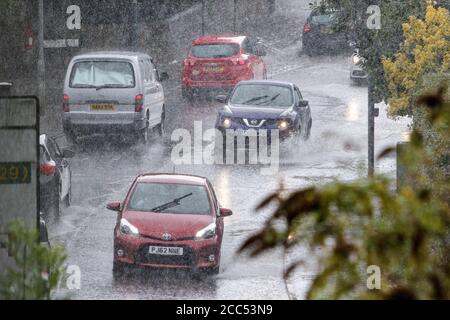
(352, 55, 361, 65)
(277, 120, 290, 130)
(120, 218, 139, 237)
(222, 117, 232, 129)
(195, 223, 216, 240)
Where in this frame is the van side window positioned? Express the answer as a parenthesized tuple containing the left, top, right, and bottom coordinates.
(140, 60, 151, 83)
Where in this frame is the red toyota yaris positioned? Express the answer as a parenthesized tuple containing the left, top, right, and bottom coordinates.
(108, 174, 232, 277)
(181, 35, 267, 99)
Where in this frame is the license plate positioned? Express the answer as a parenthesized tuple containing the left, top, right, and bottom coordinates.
(149, 246, 183, 256)
(321, 26, 333, 34)
(204, 66, 224, 73)
(90, 104, 114, 111)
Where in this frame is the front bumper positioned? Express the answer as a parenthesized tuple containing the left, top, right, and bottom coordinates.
(350, 67, 368, 80)
(113, 233, 220, 271)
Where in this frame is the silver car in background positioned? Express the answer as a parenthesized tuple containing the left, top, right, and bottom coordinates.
(62, 51, 169, 144)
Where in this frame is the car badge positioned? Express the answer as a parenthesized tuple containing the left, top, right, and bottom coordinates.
(162, 233, 172, 241)
(250, 119, 259, 126)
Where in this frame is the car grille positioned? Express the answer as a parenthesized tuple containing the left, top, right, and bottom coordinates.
(135, 245, 195, 266)
(238, 118, 277, 128)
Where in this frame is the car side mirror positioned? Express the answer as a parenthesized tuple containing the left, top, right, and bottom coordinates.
(62, 148, 75, 158)
(220, 208, 233, 217)
(107, 201, 122, 212)
(159, 72, 169, 82)
(298, 100, 309, 108)
(216, 95, 228, 104)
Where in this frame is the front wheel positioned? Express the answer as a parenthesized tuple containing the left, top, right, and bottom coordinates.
(112, 262, 127, 280)
(305, 119, 312, 140)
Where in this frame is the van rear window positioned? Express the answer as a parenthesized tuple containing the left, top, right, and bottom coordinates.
(70, 61, 135, 89)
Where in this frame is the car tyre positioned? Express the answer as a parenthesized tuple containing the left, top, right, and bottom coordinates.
(305, 119, 312, 140)
(139, 114, 150, 144)
(155, 110, 165, 138)
(49, 181, 61, 217)
(112, 262, 127, 280)
(64, 185, 72, 207)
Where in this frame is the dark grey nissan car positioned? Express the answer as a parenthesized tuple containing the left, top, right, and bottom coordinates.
(215, 80, 312, 142)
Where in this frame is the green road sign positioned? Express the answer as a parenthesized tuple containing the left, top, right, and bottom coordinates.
(0, 162, 32, 184)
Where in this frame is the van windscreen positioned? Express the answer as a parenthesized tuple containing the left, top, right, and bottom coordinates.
(70, 61, 135, 88)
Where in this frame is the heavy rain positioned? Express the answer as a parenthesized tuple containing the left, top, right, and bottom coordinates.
(0, 0, 449, 304)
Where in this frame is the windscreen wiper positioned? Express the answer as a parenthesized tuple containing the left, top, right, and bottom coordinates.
(151, 193, 193, 213)
(255, 94, 280, 105)
(243, 95, 269, 104)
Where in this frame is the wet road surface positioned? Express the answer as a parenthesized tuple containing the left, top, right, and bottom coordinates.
(47, 2, 410, 300)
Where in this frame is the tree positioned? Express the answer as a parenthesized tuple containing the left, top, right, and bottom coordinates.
(0, 221, 66, 300)
(240, 84, 450, 299)
(382, 5, 450, 117)
(321, 0, 431, 104)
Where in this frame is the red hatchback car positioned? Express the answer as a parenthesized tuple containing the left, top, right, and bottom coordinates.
(181, 35, 267, 98)
(108, 174, 232, 277)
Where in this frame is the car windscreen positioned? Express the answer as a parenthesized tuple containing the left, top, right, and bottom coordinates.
(191, 44, 240, 58)
(230, 84, 294, 107)
(128, 182, 211, 215)
(69, 61, 135, 88)
(311, 12, 337, 24)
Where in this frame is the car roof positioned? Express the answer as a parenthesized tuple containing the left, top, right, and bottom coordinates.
(237, 80, 295, 88)
(137, 173, 208, 186)
(71, 51, 152, 62)
(192, 35, 246, 46)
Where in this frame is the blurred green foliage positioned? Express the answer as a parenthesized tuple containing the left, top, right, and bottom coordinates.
(241, 84, 449, 299)
(0, 221, 66, 300)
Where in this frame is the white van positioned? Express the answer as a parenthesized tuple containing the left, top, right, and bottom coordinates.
(62, 51, 169, 143)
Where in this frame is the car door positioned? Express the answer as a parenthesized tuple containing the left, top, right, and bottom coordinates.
(294, 87, 311, 133)
(207, 181, 224, 243)
(151, 61, 165, 123)
(46, 137, 70, 200)
(144, 59, 164, 127)
(139, 59, 154, 127)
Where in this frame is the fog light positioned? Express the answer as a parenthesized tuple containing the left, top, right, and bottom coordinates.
(117, 249, 124, 257)
(208, 254, 215, 262)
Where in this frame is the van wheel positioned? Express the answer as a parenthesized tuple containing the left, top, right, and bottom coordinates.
(155, 111, 165, 138)
(139, 115, 150, 144)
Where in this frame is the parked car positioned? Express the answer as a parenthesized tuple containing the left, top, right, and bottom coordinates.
(108, 173, 232, 277)
(39, 134, 74, 216)
(215, 80, 312, 145)
(182, 35, 267, 99)
(302, 8, 349, 56)
(62, 51, 169, 144)
(350, 49, 368, 85)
